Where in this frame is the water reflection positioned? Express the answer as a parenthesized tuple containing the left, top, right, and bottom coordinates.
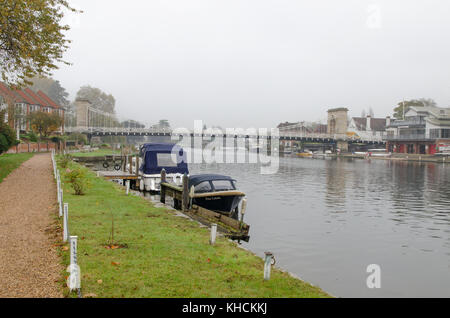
(188, 156, 450, 297)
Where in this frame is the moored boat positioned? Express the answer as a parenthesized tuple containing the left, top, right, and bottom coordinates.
(139, 143, 188, 192)
(296, 151, 313, 157)
(188, 174, 245, 220)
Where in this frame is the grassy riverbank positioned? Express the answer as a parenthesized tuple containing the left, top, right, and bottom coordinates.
(0, 153, 34, 183)
(57, 159, 330, 298)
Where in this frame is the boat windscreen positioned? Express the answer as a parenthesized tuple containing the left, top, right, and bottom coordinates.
(211, 180, 236, 191)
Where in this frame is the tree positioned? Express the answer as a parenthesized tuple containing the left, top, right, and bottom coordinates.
(28, 111, 63, 137)
(121, 120, 145, 129)
(76, 85, 116, 114)
(158, 119, 170, 129)
(30, 76, 70, 108)
(0, 0, 79, 86)
(393, 98, 437, 119)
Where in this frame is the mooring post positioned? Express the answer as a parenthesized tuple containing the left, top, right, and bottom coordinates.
(264, 252, 274, 281)
(239, 199, 247, 230)
(189, 185, 195, 209)
(182, 173, 189, 211)
(160, 169, 166, 204)
(63, 203, 69, 242)
(210, 223, 217, 245)
(126, 180, 130, 195)
(129, 155, 133, 174)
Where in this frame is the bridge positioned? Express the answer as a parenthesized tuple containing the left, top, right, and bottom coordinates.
(65, 126, 385, 145)
(65, 100, 385, 147)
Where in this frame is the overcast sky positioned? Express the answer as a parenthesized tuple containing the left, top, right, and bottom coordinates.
(54, 0, 450, 129)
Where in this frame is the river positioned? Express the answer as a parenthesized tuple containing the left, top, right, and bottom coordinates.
(188, 156, 450, 297)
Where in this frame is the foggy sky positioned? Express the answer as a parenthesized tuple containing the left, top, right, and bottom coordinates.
(54, 0, 450, 129)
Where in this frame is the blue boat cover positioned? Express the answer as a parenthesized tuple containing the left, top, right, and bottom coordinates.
(140, 143, 189, 175)
(188, 174, 235, 188)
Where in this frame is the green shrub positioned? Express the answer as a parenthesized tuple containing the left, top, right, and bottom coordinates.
(67, 133, 88, 145)
(64, 167, 91, 195)
(21, 132, 38, 142)
(0, 134, 8, 153)
(0, 111, 18, 154)
(57, 154, 72, 168)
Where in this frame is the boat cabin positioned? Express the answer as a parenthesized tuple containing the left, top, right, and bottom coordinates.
(139, 143, 188, 192)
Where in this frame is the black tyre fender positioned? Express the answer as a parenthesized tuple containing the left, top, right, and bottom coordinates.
(114, 163, 121, 171)
(102, 161, 109, 169)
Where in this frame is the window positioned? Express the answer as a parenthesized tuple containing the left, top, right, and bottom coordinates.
(212, 180, 235, 191)
(156, 153, 177, 167)
(194, 181, 212, 193)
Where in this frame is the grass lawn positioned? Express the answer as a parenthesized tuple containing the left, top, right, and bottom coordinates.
(0, 153, 34, 183)
(57, 159, 330, 298)
(70, 149, 122, 158)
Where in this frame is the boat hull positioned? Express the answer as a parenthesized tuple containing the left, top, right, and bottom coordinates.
(192, 192, 244, 219)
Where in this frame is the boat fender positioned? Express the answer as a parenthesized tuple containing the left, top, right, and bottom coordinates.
(102, 161, 109, 169)
(114, 163, 121, 171)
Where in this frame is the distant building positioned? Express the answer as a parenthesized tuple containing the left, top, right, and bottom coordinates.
(384, 106, 450, 154)
(277, 121, 312, 148)
(0, 82, 64, 133)
(347, 115, 390, 140)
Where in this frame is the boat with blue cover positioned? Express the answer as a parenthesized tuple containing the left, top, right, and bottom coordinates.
(138, 143, 188, 192)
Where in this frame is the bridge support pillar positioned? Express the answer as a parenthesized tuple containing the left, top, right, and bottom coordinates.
(337, 140, 349, 153)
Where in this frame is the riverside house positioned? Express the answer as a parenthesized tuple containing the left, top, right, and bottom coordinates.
(0, 82, 64, 134)
(384, 106, 450, 154)
(347, 115, 390, 141)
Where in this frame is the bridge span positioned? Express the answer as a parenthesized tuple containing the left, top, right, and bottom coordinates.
(65, 127, 385, 145)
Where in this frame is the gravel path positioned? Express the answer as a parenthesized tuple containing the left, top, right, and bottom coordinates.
(0, 153, 62, 297)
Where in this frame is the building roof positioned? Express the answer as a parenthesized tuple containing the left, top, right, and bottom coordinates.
(351, 117, 387, 131)
(14, 89, 36, 104)
(0, 82, 18, 102)
(277, 122, 302, 129)
(0, 81, 61, 110)
(24, 88, 48, 106)
(328, 107, 349, 112)
(37, 90, 60, 109)
(407, 106, 450, 119)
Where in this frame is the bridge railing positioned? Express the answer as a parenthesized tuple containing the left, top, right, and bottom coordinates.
(64, 126, 384, 143)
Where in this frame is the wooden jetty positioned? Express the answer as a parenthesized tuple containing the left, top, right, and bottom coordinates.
(159, 170, 250, 242)
(78, 155, 250, 241)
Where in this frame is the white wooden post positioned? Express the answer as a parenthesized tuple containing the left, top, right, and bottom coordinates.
(59, 188, 63, 217)
(68, 236, 81, 293)
(264, 252, 274, 281)
(63, 203, 69, 242)
(70, 236, 78, 265)
(57, 179, 61, 203)
(210, 223, 217, 245)
(126, 180, 130, 195)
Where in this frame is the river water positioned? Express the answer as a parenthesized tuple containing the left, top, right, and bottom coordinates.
(188, 156, 450, 297)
